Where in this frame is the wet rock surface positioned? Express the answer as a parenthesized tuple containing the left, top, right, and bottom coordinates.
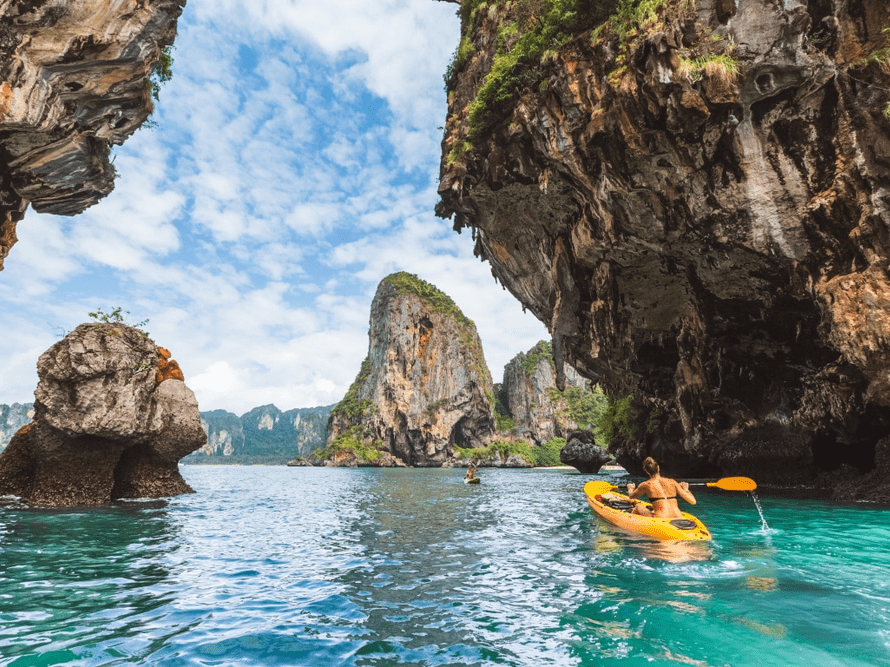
(437, 0, 890, 496)
(0, 323, 205, 505)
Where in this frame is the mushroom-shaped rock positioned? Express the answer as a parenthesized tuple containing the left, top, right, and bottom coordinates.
(560, 430, 612, 474)
(0, 323, 205, 506)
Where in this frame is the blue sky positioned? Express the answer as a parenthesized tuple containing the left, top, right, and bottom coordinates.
(0, 0, 548, 415)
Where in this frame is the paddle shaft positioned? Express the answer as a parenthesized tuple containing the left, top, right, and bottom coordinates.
(612, 476, 757, 492)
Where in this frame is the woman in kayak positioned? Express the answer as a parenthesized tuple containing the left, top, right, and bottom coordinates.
(626, 457, 696, 519)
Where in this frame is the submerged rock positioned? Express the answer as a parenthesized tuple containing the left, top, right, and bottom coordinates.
(832, 437, 890, 503)
(0, 323, 205, 506)
(286, 457, 313, 467)
(323, 272, 496, 467)
(437, 0, 890, 493)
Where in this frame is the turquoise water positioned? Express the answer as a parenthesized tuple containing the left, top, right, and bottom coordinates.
(1, 466, 889, 666)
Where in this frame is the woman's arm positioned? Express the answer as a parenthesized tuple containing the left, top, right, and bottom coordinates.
(627, 481, 647, 500)
(676, 481, 696, 505)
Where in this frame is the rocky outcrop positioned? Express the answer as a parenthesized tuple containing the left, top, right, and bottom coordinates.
(0, 0, 186, 271)
(560, 430, 612, 474)
(324, 272, 496, 466)
(832, 435, 890, 502)
(437, 1, 890, 494)
(189, 404, 333, 463)
(0, 402, 33, 449)
(499, 340, 591, 444)
(0, 323, 204, 505)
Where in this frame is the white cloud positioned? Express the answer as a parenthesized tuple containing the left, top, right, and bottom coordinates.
(189, 360, 240, 396)
(0, 0, 551, 417)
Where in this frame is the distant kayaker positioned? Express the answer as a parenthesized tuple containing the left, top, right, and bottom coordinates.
(626, 457, 696, 519)
(465, 465, 476, 481)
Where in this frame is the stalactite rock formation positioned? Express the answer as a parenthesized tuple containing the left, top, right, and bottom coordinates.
(0, 0, 185, 270)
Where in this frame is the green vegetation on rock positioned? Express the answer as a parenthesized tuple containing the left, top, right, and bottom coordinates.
(595, 394, 635, 444)
(677, 53, 739, 83)
(446, 140, 474, 165)
(150, 45, 174, 102)
(547, 384, 608, 430)
(447, 0, 698, 151)
(312, 431, 383, 464)
(88, 306, 149, 330)
(383, 272, 472, 328)
(456, 436, 566, 467)
(455, 439, 536, 465)
(463, 0, 599, 138)
(609, 0, 681, 41)
(521, 340, 554, 375)
(864, 27, 890, 68)
(331, 358, 375, 419)
(536, 437, 565, 466)
(494, 409, 517, 432)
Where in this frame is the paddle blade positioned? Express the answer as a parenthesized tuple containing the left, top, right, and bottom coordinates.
(584, 481, 616, 497)
(706, 477, 757, 491)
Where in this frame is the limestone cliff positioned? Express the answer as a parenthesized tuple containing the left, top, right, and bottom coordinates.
(437, 1, 890, 494)
(0, 323, 204, 505)
(498, 340, 591, 444)
(0, 0, 186, 270)
(189, 404, 333, 463)
(324, 272, 496, 467)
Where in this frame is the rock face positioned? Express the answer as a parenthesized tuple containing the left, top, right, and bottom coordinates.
(0, 402, 33, 450)
(0, 0, 186, 271)
(189, 404, 333, 463)
(499, 340, 590, 445)
(325, 272, 496, 466)
(0, 323, 204, 505)
(437, 1, 890, 493)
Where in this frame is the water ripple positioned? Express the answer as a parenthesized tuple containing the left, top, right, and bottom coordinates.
(1, 467, 889, 666)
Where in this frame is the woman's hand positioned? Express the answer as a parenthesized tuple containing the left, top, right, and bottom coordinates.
(627, 482, 636, 495)
(679, 481, 689, 491)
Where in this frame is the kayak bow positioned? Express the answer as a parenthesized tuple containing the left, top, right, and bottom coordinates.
(583, 481, 712, 541)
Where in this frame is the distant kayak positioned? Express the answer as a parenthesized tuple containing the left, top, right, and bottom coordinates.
(584, 481, 711, 541)
(464, 477, 480, 484)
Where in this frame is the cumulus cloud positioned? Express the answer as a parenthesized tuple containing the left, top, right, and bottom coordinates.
(0, 0, 550, 415)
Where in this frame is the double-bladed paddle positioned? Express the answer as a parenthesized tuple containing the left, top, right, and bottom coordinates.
(583, 476, 757, 497)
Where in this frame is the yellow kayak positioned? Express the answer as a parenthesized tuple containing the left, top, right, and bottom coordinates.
(584, 481, 711, 541)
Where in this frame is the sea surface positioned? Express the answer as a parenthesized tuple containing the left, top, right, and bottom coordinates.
(1, 466, 889, 666)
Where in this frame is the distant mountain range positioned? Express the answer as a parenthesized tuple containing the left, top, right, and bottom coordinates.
(0, 402, 332, 464)
(189, 404, 333, 464)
